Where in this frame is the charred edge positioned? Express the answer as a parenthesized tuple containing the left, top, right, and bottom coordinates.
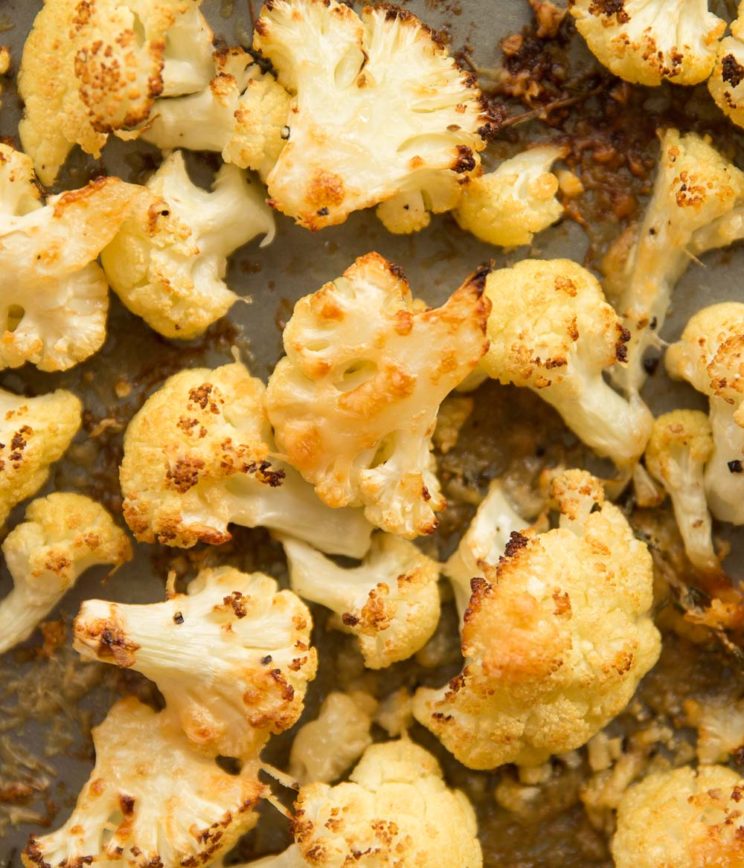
(615, 325, 631, 362)
(388, 260, 407, 282)
(503, 530, 529, 558)
(722, 54, 744, 88)
(468, 263, 492, 293)
(246, 460, 286, 487)
(588, 0, 629, 23)
(453, 145, 476, 174)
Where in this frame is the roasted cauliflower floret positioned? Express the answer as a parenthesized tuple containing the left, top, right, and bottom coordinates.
(413, 469, 661, 770)
(252, 0, 487, 230)
(0, 386, 81, 527)
(266, 253, 489, 537)
(666, 303, 744, 525)
(18, 0, 214, 184)
(709, 3, 744, 128)
(0, 145, 41, 217)
(454, 145, 566, 247)
(605, 130, 744, 395)
(685, 696, 744, 763)
(568, 0, 725, 87)
(282, 533, 440, 669)
(120, 362, 373, 556)
(23, 697, 263, 868)
(0, 493, 131, 655)
(101, 151, 275, 339)
(645, 410, 720, 573)
(481, 259, 652, 471)
(612, 765, 744, 868)
(74, 566, 317, 758)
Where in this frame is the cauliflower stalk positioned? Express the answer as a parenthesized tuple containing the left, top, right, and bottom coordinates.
(413, 469, 661, 770)
(23, 697, 264, 868)
(74, 566, 317, 758)
(101, 150, 275, 339)
(120, 362, 373, 557)
(481, 259, 653, 471)
(282, 533, 440, 669)
(252, 0, 487, 230)
(266, 253, 490, 537)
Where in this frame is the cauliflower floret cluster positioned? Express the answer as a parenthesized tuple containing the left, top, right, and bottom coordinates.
(413, 469, 661, 770)
(481, 258, 652, 471)
(568, 0, 725, 87)
(74, 566, 317, 759)
(101, 150, 275, 339)
(120, 361, 372, 556)
(709, 2, 744, 128)
(23, 697, 264, 868)
(0, 493, 131, 655)
(612, 765, 744, 868)
(282, 533, 441, 669)
(252, 0, 488, 230)
(266, 253, 490, 537)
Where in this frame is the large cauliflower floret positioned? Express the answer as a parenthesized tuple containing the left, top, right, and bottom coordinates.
(0, 386, 82, 527)
(252, 0, 488, 230)
(612, 765, 744, 868)
(666, 303, 744, 526)
(454, 145, 566, 247)
(568, 0, 725, 87)
(23, 697, 264, 868)
(481, 259, 653, 471)
(266, 253, 490, 537)
(413, 469, 661, 770)
(0, 493, 131, 655)
(605, 130, 744, 396)
(101, 151, 275, 339)
(74, 566, 317, 759)
(645, 410, 720, 574)
(120, 362, 373, 557)
(282, 533, 440, 669)
(709, 2, 744, 128)
(18, 0, 214, 184)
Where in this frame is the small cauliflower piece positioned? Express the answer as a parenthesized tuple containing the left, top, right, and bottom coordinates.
(481, 259, 652, 471)
(454, 145, 566, 247)
(612, 765, 744, 868)
(120, 362, 373, 557)
(101, 151, 275, 339)
(568, 0, 725, 87)
(0, 386, 82, 527)
(666, 303, 744, 525)
(23, 696, 263, 868)
(685, 696, 744, 763)
(252, 0, 487, 230)
(266, 253, 490, 537)
(282, 533, 440, 669)
(413, 469, 661, 770)
(0, 145, 42, 217)
(645, 410, 719, 573)
(709, 3, 744, 128)
(74, 566, 317, 758)
(0, 494, 131, 655)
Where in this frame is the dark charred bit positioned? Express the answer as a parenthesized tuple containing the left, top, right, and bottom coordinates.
(422, 485, 431, 502)
(316, 207, 329, 217)
(722, 54, 744, 89)
(388, 260, 407, 282)
(188, 384, 213, 410)
(453, 145, 476, 174)
(173, 611, 184, 625)
(261, 654, 273, 665)
(503, 530, 529, 558)
(588, 0, 629, 23)
(469, 263, 492, 293)
(728, 459, 743, 474)
(615, 324, 631, 362)
(642, 355, 660, 376)
(224, 591, 248, 619)
(250, 460, 285, 488)
(119, 794, 135, 816)
(342, 612, 360, 627)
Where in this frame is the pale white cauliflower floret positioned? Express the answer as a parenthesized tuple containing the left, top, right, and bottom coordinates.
(413, 469, 661, 770)
(252, 0, 487, 230)
(74, 566, 317, 758)
(454, 145, 566, 247)
(22, 697, 264, 868)
(282, 533, 440, 669)
(481, 259, 652, 471)
(568, 0, 725, 87)
(709, 3, 744, 128)
(120, 362, 373, 557)
(266, 253, 490, 537)
(101, 150, 275, 339)
(0, 493, 131, 655)
(612, 765, 744, 868)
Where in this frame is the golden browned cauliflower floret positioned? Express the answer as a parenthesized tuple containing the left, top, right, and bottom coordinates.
(568, 0, 725, 87)
(23, 697, 264, 868)
(101, 151, 275, 339)
(709, 2, 744, 128)
(0, 386, 82, 527)
(252, 0, 488, 230)
(74, 566, 317, 758)
(266, 253, 490, 537)
(666, 302, 744, 525)
(481, 259, 652, 471)
(120, 362, 373, 556)
(0, 493, 131, 655)
(413, 469, 661, 770)
(282, 533, 440, 669)
(612, 765, 744, 868)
